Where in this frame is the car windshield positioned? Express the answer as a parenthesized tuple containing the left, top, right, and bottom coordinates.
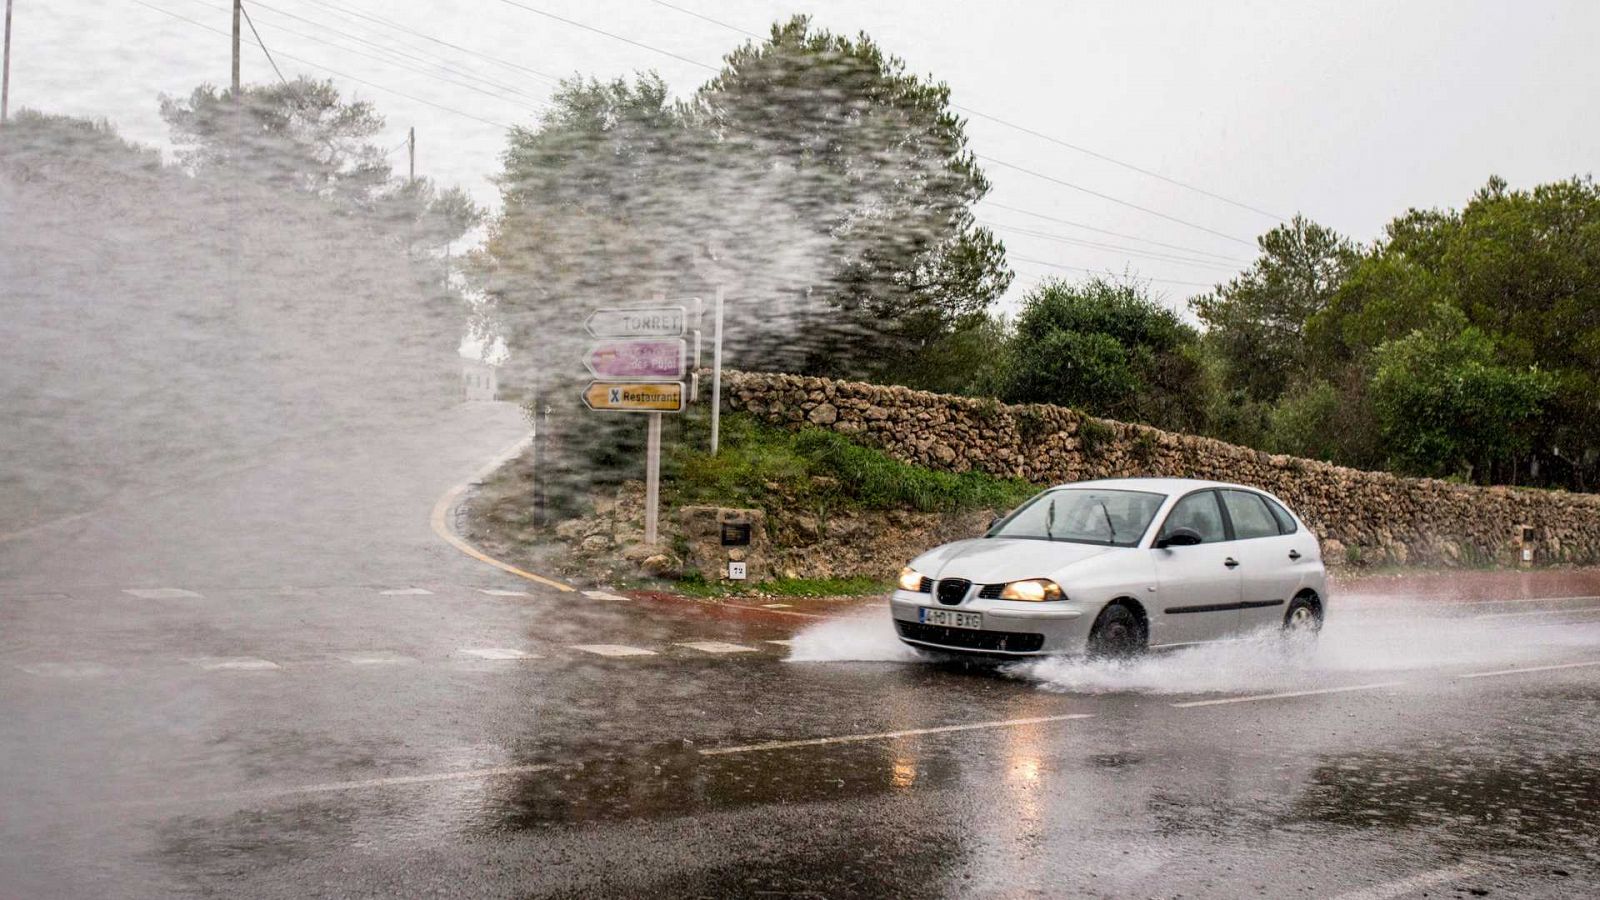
(988, 488, 1166, 547)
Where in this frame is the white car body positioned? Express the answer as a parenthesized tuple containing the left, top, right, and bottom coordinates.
(891, 478, 1328, 656)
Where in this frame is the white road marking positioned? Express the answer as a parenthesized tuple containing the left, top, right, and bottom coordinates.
(761, 603, 792, 608)
(201, 763, 562, 802)
(337, 651, 418, 665)
(16, 662, 114, 677)
(1458, 660, 1600, 679)
(458, 648, 539, 660)
(1171, 681, 1406, 708)
(699, 713, 1096, 756)
(765, 639, 793, 646)
(379, 588, 433, 596)
(572, 644, 658, 657)
(1329, 863, 1483, 900)
(189, 657, 280, 671)
(582, 590, 632, 602)
(478, 588, 531, 597)
(124, 588, 202, 599)
(1475, 606, 1600, 619)
(677, 640, 759, 654)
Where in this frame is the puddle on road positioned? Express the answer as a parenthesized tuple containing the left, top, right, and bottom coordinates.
(785, 601, 1600, 696)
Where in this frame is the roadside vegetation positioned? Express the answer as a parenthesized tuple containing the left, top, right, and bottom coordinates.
(664, 412, 1038, 516)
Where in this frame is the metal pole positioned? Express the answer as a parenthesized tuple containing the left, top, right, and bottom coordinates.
(710, 284, 725, 455)
(231, 0, 241, 95)
(407, 125, 415, 181)
(2, 0, 14, 127)
(645, 412, 661, 545)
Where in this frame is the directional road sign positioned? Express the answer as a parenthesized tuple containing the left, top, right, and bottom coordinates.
(582, 381, 685, 413)
(585, 306, 686, 338)
(583, 339, 686, 380)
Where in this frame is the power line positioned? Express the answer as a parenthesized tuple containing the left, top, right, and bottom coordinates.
(954, 105, 1287, 222)
(295, 0, 562, 85)
(983, 201, 1246, 262)
(129, 0, 516, 130)
(648, 0, 760, 39)
(983, 221, 1243, 271)
(238, 0, 288, 87)
(976, 153, 1255, 246)
(643, 0, 1286, 224)
(498, 0, 717, 72)
(199, 0, 552, 110)
(1009, 254, 1215, 289)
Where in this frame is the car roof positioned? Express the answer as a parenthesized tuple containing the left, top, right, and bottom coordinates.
(1044, 477, 1267, 496)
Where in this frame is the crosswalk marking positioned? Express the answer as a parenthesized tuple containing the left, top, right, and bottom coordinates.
(572, 644, 658, 658)
(459, 648, 539, 660)
(765, 639, 793, 647)
(124, 588, 202, 599)
(337, 651, 418, 665)
(678, 641, 759, 654)
(478, 589, 531, 597)
(379, 588, 433, 596)
(189, 657, 280, 671)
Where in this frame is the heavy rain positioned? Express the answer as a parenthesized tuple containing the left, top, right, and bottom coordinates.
(4, 2, 1600, 898)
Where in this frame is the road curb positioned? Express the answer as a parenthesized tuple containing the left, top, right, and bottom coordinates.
(429, 431, 577, 593)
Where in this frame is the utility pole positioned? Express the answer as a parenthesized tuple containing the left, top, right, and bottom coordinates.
(231, 0, 241, 95)
(407, 126, 415, 182)
(2, 0, 15, 127)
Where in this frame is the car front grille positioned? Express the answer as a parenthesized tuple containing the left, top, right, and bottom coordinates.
(895, 621, 1045, 653)
(935, 578, 971, 605)
(977, 583, 1004, 599)
(917, 576, 933, 593)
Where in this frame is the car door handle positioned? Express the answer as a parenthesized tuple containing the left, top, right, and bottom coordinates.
(1224, 557, 1240, 568)
(1288, 550, 1302, 560)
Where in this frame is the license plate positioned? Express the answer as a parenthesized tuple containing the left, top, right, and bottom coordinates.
(919, 608, 982, 629)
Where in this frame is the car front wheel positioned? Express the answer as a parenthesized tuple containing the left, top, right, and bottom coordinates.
(1087, 602, 1146, 658)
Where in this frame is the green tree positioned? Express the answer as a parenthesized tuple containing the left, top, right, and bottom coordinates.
(160, 78, 391, 207)
(1002, 277, 1205, 431)
(699, 16, 1011, 373)
(1192, 215, 1358, 401)
(1370, 316, 1553, 482)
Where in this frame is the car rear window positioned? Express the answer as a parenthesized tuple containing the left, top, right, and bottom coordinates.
(1222, 490, 1279, 540)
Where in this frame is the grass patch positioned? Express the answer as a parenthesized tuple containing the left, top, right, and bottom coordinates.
(666, 412, 1038, 515)
(673, 571, 889, 598)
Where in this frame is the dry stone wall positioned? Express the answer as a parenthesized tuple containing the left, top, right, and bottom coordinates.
(723, 370, 1600, 568)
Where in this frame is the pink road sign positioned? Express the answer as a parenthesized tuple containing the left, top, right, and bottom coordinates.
(583, 339, 687, 379)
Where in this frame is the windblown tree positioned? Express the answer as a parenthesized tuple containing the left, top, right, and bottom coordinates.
(161, 77, 479, 252)
(699, 16, 1011, 374)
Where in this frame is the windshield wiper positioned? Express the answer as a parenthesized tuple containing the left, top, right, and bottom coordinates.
(1097, 500, 1117, 545)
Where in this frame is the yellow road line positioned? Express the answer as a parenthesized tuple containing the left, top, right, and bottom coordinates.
(429, 433, 575, 593)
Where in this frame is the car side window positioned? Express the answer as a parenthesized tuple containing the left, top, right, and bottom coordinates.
(1160, 491, 1227, 544)
(1222, 490, 1279, 540)
(1262, 496, 1298, 535)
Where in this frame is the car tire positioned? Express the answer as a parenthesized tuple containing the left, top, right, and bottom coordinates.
(1283, 595, 1323, 636)
(1087, 602, 1146, 659)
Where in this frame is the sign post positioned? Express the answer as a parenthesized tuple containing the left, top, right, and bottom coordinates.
(710, 284, 725, 455)
(580, 297, 695, 547)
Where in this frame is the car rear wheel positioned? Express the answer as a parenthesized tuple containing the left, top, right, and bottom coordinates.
(1283, 595, 1323, 635)
(1087, 602, 1146, 658)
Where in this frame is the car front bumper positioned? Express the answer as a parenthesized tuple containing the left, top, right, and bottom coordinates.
(889, 590, 1094, 657)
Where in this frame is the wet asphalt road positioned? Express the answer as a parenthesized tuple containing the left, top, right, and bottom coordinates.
(3, 402, 1600, 899)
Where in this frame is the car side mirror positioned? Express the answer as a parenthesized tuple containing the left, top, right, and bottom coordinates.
(986, 515, 1003, 534)
(1157, 526, 1203, 549)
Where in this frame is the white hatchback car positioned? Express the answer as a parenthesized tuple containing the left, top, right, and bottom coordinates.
(892, 478, 1327, 657)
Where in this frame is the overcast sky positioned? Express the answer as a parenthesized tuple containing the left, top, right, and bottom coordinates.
(11, 0, 1600, 311)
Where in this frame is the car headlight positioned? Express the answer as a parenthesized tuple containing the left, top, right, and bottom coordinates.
(999, 579, 1064, 602)
(898, 566, 929, 593)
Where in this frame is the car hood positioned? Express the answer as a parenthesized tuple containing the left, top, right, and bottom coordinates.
(912, 537, 1116, 584)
